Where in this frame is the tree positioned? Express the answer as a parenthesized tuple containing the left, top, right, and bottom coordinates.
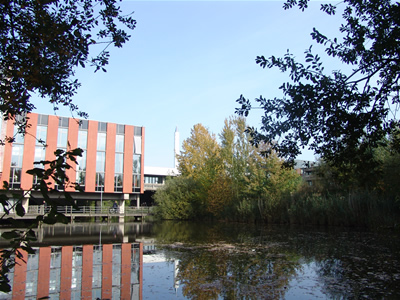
(236, 0, 400, 182)
(0, 0, 136, 126)
(177, 124, 222, 216)
(0, 0, 136, 293)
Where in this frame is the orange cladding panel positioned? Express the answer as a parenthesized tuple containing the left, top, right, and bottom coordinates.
(21, 113, 37, 190)
(81, 245, 93, 299)
(120, 243, 132, 300)
(101, 244, 113, 299)
(123, 125, 133, 193)
(37, 247, 52, 299)
(12, 249, 28, 300)
(60, 246, 73, 299)
(105, 123, 116, 193)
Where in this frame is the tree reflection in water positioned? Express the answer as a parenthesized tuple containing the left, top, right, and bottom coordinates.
(152, 221, 400, 299)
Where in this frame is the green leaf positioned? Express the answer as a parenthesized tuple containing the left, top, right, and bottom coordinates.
(1, 231, 19, 240)
(16, 203, 25, 217)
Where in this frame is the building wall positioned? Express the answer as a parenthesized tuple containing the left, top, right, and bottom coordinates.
(0, 113, 144, 196)
(9, 243, 142, 299)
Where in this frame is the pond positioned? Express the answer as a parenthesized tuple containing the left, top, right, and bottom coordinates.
(0, 221, 399, 299)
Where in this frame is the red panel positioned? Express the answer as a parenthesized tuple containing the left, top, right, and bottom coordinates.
(1, 119, 15, 189)
(123, 125, 133, 193)
(59, 246, 73, 299)
(12, 249, 28, 300)
(37, 247, 52, 299)
(45, 116, 59, 189)
(65, 118, 79, 192)
(81, 245, 93, 299)
(105, 123, 116, 193)
(120, 243, 131, 299)
(140, 127, 145, 194)
(21, 113, 37, 190)
(101, 244, 113, 299)
(85, 120, 98, 192)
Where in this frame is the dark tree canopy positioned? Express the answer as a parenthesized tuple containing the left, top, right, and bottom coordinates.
(0, 0, 136, 123)
(236, 0, 400, 177)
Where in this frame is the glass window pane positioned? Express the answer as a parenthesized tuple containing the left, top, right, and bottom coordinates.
(133, 155, 141, 174)
(11, 144, 23, 167)
(13, 126, 24, 144)
(116, 135, 124, 153)
(96, 152, 105, 172)
(78, 131, 87, 149)
(77, 151, 86, 171)
(36, 126, 47, 145)
(57, 128, 68, 148)
(97, 132, 106, 151)
(115, 153, 123, 174)
(134, 136, 141, 154)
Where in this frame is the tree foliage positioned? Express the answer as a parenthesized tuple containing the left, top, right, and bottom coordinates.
(0, 0, 136, 122)
(0, 0, 136, 293)
(156, 117, 301, 221)
(236, 0, 400, 180)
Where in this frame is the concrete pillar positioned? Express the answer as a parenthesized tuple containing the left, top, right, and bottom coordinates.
(21, 192, 30, 214)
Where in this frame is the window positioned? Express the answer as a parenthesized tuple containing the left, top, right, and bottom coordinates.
(133, 136, 141, 154)
(134, 126, 142, 136)
(132, 154, 141, 192)
(95, 173, 104, 192)
(96, 125, 107, 192)
(97, 132, 106, 151)
(79, 119, 88, 130)
(116, 124, 125, 135)
(114, 149, 124, 192)
(37, 114, 48, 126)
(98, 122, 107, 132)
(77, 131, 87, 149)
(77, 129, 88, 189)
(115, 135, 124, 153)
(10, 137, 23, 189)
(57, 128, 68, 149)
(58, 116, 69, 128)
(36, 126, 47, 145)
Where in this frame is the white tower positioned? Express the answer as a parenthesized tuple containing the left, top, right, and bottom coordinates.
(174, 127, 179, 169)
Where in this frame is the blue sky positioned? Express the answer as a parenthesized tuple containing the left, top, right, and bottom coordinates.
(33, 0, 343, 168)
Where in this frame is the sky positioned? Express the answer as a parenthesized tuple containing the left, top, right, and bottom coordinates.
(33, 0, 344, 168)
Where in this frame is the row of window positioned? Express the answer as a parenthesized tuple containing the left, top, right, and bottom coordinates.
(8, 116, 142, 193)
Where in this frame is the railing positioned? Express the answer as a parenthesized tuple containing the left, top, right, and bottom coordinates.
(20, 205, 153, 217)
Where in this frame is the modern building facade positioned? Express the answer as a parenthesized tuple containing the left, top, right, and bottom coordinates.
(4, 243, 143, 300)
(0, 113, 145, 209)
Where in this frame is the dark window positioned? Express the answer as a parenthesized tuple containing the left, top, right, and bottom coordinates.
(79, 119, 88, 130)
(59, 117, 69, 128)
(134, 127, 142, 136)
(98, 122, 107, 132)
(37, 114, 48, 126)
(116, 124, 125, 135)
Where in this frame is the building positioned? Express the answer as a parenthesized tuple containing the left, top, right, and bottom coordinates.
(0, 113, 145, 211)
(4, 242, 143, 299)
(294, 160, 318, 186)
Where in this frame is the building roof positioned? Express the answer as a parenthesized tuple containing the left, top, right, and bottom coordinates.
(144, 166, 179, 176)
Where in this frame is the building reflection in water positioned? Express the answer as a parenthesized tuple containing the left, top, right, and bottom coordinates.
(5, 242, 143, 300)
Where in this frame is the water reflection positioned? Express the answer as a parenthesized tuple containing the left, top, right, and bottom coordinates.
(1, 221, 400, 299)
(1, 243, 142, 300)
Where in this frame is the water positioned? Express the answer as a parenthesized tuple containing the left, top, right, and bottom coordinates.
(1, 221, 399, 299)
